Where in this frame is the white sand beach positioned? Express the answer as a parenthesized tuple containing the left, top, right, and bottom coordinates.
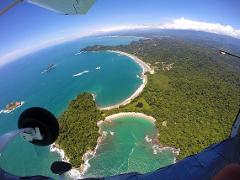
(103, 112, 156, 124)
(99, 50, 154, 110)
(49, 51, 175, 179)
(51, 111, 179, 179)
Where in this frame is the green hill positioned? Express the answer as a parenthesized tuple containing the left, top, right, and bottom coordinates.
(58, 38, 240, 167)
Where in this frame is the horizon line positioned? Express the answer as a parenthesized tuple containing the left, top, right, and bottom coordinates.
(1, 17, 240, 67)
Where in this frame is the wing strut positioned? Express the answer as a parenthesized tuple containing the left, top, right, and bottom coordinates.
(219, 50, 240, 59)
(0, 0, 23, 16)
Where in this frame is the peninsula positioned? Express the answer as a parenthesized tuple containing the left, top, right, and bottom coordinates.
(56, 38, 240, 176)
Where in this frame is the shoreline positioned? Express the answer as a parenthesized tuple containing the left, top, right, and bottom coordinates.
(50, 52, 176, 179)
(50, 143, 84, 179)
(99, 50, 154, 110)
(51, 112, 180, 179)
(62, 112, 179, 178)
(102, 112, 156, 124)
(49, 51, 156, 179)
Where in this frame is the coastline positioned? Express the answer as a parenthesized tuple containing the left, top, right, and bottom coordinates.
(99, 50, 154, 110)
(50, 143, 85, 179)
(50, 51, 177, 179)
(49, 50, 155, 178)
(100, 112, 180, 163)
(108, 50, 152, 74)
(102, 112, 156, 124)
(51, 112, 180, 179)
(71, 112, 178, 178)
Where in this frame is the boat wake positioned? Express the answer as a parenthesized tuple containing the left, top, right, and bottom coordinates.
(41, 64, 56, 74)
(73, 70, 89, 77)
(75, 52, 82, 55)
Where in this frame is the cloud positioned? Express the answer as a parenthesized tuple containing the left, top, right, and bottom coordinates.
(161, 17, 240, 39)
(1, 17, 240, 67)
(99, 17, 240, 39)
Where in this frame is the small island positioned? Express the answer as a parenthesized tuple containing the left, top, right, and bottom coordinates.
(0, 101, 24, 114)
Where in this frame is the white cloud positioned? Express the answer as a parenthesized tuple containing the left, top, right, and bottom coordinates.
(161, 17, 240, 38)
(1, 17, 240, 67)
(98, 17, 240, 39)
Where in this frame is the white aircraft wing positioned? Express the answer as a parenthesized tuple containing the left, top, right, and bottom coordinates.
(26, 0, 96, 15)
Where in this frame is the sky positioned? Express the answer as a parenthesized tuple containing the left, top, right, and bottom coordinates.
(0, 0, 240, 67)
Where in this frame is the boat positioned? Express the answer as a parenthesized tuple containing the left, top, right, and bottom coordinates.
(41, 64, 56, 74)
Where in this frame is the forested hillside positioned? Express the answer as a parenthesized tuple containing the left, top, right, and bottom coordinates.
(58, 37, 240, 167)
(83, 38, 240, 159)
(57, 93, 101, 166)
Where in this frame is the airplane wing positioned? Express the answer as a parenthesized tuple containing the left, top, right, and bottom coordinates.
(26, 0, 96, 15)
(0, 0, 96, 15)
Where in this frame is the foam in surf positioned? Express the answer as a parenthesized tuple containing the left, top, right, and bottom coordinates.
(144, 135, 180, 156)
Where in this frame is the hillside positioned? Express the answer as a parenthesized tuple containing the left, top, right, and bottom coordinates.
(82, 38, 240, 159)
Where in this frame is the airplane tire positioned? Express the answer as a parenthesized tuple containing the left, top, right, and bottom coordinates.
(18, 107, 59, 146)
(51, 161, 72, 175)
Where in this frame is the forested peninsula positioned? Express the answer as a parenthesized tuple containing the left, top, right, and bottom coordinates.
(57, 38, 240, 167)
(56, 93, 101, 166)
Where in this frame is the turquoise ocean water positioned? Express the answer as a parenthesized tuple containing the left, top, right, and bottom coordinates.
(85, 116, 175, 178)
(0, 36, 174, 179)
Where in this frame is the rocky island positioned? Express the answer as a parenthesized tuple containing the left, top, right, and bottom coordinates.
(0, 101, 24, 114)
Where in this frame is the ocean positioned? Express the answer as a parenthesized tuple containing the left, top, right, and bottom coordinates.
(85, 116, 176, 178)
(0, 36, 175, 179)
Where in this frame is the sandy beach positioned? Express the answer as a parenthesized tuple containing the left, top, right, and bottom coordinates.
(99, 50, 154, 110)
(108, 50, 152, 74)
(78, 112, 157, 176)
(49, 50, 156, 178)
(79, 112, 179, 176)
(49, 51, 175, 178)
(100, 112, 180, 163)
(103, 112, 156, 124)
(51, 111, 179, 179)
